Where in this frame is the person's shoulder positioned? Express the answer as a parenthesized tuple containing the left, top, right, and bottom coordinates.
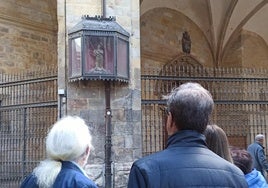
(74, 177, 97, 188)
(246, 169, 268, 187)
(54, 171, 97, 188)
(72, 174, 97, 188)
(250, 142, 264, 150)
(210, 158, 247, 185)
(55, 166, 97, 188)
(132, 150, 167, 168)
(247, 142, 260, 150)
(204, 151, 244, 174)
(220, 158, 246, 176)
(20, 173, 38, 188)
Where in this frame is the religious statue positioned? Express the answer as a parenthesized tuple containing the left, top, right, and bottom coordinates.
(182, 31, 191, 54)
(94, 43, 104, 70)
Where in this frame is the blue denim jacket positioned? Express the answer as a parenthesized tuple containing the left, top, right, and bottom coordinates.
(20, 161, 97, 188)
(248, 142, 268, 177)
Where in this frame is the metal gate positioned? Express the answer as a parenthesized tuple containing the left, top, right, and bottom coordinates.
(141, 62, 268, 156)
(0, 67, 58, 187)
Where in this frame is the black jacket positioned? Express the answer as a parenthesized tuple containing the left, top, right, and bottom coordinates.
(128, 130, 248, 188)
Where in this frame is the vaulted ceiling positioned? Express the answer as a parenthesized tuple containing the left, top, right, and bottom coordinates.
(141, 0, 268, 66)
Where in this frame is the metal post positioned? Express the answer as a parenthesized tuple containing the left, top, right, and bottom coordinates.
(102, 0, 106, 18)
(22, 107, 27, 177)
(105, 81, 112, 188)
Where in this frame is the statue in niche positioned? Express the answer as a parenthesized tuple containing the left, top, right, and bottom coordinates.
(90, 42, 107, 74)
(182, 31, 191, 54)
(94, 43, 104, 70)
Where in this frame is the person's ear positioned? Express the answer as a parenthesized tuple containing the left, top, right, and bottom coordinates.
(166, 113, 178, 135)
(85, 146, 90, 155)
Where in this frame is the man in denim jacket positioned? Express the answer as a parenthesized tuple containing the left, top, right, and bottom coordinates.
(248, 134, 268, 180)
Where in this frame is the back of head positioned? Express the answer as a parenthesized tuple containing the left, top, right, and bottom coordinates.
(231, 148, 253, 175)
(204, 124, 233, 163)
(255, 134, 264, 142)
(166, 82, 214, 133)
(46, 116, 92, 161)
(33, 116, 93, 188)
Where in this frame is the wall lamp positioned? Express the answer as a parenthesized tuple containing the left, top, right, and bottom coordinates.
(68, 15, 130, 82)
(68, 15, 130, 188)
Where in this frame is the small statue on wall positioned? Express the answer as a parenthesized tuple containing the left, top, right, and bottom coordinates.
(182, 31, 191, 54)
(94, 43, 104, 70)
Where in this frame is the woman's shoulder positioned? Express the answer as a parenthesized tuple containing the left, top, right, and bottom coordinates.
(20, 173, 38, 188)
(54, 167, 97, 188)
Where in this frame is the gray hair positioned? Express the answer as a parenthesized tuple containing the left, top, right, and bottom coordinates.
(255, 134, 265, 141)
(165, 82, 214, 133)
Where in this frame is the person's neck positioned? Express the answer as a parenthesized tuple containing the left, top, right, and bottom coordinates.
(74, 158, 86, 168)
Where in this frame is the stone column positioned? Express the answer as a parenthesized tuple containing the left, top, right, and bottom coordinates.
(57, 0, 141, 187)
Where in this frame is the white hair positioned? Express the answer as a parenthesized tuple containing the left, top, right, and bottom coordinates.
(255, 134, 265, 141)
(33, 116, 93, 188)
(33, 160, 61, 188)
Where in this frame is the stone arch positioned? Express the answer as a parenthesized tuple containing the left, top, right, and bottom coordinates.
(222, 30, 268, 68)
(140, 7, 214, 73)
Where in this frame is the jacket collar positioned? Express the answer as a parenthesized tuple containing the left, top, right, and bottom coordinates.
(255, 141, 265, 149)
(61, 161, 84, 174)
(166, 130, 207, 149)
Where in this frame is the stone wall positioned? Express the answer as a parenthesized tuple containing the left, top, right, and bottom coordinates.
(0, 22, 57, 73)
(58, 0, 141, 187)
(0, 0, 57, 73)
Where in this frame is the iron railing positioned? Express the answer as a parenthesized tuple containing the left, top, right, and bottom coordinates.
(141, 65, 268, 156)
(0, 67, 58, 187)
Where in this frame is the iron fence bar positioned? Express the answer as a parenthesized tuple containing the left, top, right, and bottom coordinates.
(0, 76, 57, 87)
(214, 100, 268, 104)
(141, 75, 268, 82)
(142, 100, 268, 105)
(22, 107, 27, 179)
(141, 100, 166, 105)
(0, 101, 57, 111)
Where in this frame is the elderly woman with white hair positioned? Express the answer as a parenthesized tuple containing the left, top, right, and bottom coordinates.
(20, 116, 97, 188)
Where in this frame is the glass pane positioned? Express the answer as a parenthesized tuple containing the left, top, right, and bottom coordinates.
(70, 37, 81, 77)
(84, 36, 114, 75)
(117, 38, 128, 78)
